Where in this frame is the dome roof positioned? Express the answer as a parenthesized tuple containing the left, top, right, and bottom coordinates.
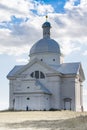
(42, 22, 51, 28)
(30, 38, 60, 55)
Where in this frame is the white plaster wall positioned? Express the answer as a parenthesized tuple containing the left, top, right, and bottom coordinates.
(80, 83, 83, 108)
(9, 73, 83, 111)
(14, 94, 50, 110)
(75, 77, 82, 111)
(9, 80, 13, 109)
(9, 78, 27, 110)
(13, 79, 46, 95)
(47, 76, 61, 109)
(20, 62, 53, 87)
(22, 62, 51, 75)
(61, 77, 75, 111)
(43, 94, 51, 110)
(9, 60, 82, 111)
(9, 64, 52, 110)
(9, 61, 60, 110)
(13, 74, 60, 110)
(30, 53, 63, 65)
(21, 63, 48, 87)
(9, 80, 16, 110)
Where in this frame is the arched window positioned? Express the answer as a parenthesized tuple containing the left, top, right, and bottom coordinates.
(40, 71, 45, 78)
(35, 71, 39, 79)
(30, 71, 45, 79)
(30, 72, 34, 78)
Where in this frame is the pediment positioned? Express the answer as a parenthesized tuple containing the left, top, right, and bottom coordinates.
(7, 58, 60, 79)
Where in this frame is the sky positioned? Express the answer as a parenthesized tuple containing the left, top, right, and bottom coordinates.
(0, 0, 87, 110)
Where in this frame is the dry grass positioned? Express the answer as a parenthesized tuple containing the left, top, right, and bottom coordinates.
(0, 111, 87, 130)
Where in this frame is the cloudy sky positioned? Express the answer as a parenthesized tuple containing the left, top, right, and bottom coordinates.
(0, 0, 87, 110)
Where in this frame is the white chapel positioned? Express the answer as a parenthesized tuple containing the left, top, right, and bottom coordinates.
(7, 18, 85, 111)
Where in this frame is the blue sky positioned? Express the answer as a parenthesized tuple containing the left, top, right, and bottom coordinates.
(0, 0, 87, 110)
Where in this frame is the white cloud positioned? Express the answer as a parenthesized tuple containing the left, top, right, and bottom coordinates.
(0, 1, 25, 21)
(16, 58, 28, 63)
(0, 0, 87, 56)
(83, 50, 87, 56)
(80, 0, 87, 7)
(48, 12, 86, 55)
(0, 44, 30, 56)
(0, 0, 55, 56)
(0, 0, 54, 21)
(36, 3, 54, 15)
(64, 0, 87, 10)
(47, 0, 87, 55)
(61, 42, 80, 55)
(64, 0, 77, 9)
(0, 0, 35, 21)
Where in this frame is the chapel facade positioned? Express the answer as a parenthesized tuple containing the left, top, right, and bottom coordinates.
(7, 19, 85, 111)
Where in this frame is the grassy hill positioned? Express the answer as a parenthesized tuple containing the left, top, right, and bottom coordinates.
(0, 111, 87, 130)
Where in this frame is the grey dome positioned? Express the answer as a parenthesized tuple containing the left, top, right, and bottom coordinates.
(42, 22, 51, 28)
(30, 38, 60, 55)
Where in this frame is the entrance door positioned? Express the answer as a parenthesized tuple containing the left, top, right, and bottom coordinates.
(64, 98, 72, 110)
(65, 101, 71, 110)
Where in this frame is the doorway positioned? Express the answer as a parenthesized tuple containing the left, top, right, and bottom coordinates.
(63, 98, 72, 110)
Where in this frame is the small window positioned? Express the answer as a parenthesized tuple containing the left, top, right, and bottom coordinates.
(41, 59, 43, 61)
(27, 86, 30, 89)
(27, 97, 30, 100)
(53, 59, 55, 61)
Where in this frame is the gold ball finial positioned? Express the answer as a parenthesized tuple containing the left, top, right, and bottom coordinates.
(46, 15, 48, 22)
(45, 10, 48, 22)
